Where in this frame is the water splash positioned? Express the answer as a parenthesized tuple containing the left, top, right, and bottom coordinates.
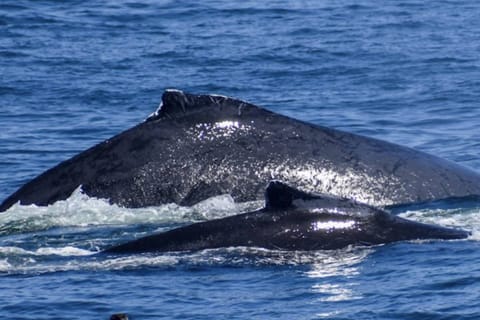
(0, 187, 262, 236)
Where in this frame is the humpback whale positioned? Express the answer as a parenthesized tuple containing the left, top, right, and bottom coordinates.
(104, 181, 470, 254)
(2, 89, 480, 212)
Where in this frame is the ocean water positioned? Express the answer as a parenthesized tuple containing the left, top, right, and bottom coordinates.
(1, 0, 480, 319)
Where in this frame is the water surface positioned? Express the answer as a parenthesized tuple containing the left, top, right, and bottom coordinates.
(1, 1, 480, 319)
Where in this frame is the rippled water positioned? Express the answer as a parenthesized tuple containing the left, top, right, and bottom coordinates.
(2, 1, 480, 319)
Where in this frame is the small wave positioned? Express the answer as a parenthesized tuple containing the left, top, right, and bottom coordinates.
(0, 246, 94, 257)
(0, 187, 262, 235)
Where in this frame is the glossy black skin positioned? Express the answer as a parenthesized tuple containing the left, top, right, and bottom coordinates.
(104, 181, 469, 254)
(3, 90, 480, 211)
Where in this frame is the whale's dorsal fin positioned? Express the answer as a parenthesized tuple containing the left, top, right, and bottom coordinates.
(146, 89, 254, 122)
(265, 180, 318, 210)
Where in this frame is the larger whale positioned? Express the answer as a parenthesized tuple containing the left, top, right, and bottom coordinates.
(104, 181, 470, 254)
(2, 89, 480, 211)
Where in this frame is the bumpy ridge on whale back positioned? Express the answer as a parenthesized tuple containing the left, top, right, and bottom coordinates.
(146, 89, 254, 122)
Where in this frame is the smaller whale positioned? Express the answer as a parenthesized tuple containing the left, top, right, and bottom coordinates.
(104, 181, 469, 254)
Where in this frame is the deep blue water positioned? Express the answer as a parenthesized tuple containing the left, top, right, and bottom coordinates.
(2, 1, 480, 319)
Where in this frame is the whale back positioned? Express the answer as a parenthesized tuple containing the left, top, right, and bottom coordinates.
(2, 90, 480, 211)
(104, 181, 470, 254)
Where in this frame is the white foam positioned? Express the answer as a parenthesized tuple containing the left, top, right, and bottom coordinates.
(0, 187, 261, 235)
(0, 253, 180, 275)
(0, 246, 94, 257)
(36, 246, 94, 256)
(0, 259, 13, 273)
(399, 207, 480, 240)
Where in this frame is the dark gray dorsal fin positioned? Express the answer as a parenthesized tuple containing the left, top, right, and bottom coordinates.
(145, 89, 253, 122)
(265, 180, 316, 209)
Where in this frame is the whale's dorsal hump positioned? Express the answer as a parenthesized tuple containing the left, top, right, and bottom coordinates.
(146, 89, 255, 122)
(265, 180, 317, 210)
